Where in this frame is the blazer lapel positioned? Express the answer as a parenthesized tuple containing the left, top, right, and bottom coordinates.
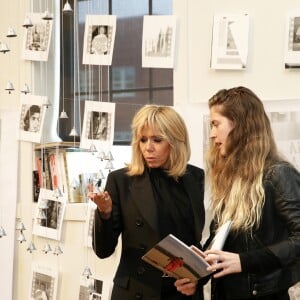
(129, 172, 159, 233)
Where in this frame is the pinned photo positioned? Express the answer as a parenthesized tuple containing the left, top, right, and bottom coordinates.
(19, 94, 47, 143)
(82, 15, 116, 66)
(210, 13, 250, 70)
(22, 13, 53, 61)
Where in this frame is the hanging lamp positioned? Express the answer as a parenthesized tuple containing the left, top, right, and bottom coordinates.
(21, 83, 30, 94)
(0, 43, 10, 54)
(22, 16, 33, 28)
(42, 243, 52, 254)
(63, 0, 73, 13)
(0, 226, 7, 238)
(27, 241, 37, 253)
(53, 244, 63, 255)
(6, 27, 17, 37)
(42, 10, 53, 21)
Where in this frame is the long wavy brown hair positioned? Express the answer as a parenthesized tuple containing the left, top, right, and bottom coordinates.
(206, 87, 281, 232)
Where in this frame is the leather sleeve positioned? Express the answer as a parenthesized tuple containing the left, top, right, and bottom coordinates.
(268, 162, 300, 265)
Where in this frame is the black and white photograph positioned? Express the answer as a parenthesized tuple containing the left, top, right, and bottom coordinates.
(29, 265, 57, 300)
(22, 13, 53, 61)
(284, 13, 300, 68)
(80, 101, 115, 151)
(88, 111, 109, 141)
(142, 15, 176, 68)
(83, 15, 116, 66)
(210, 13, 250, 70)
(78, 276, 112, 300)
(33, 188, 66, 240)
(19, 94, 47, 143)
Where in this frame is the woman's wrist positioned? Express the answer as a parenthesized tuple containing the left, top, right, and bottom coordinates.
(97, 207, 111, 220)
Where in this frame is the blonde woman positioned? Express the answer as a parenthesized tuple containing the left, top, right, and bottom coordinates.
(204, 86, 300, 300)
(89, 105, 205, 300)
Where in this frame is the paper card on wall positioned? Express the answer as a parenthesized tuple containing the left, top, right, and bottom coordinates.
(29, 264, 58, 300)
(284, 13, 300, 68)
(33, 188, 67, 240)
(80, 100, 115, 152)
(78, 275, 113, 300)
(142, 15, 177, 68)
(210, 13, 250, 70)
(22, 12, 53, 61)
(82, 15, 116, 66)
(18, 94, 48, 143)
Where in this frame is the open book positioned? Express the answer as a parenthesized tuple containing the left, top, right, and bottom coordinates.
(142, 220, 232, 281)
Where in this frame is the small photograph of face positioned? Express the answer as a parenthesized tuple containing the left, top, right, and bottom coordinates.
(23, 105, 41, 132)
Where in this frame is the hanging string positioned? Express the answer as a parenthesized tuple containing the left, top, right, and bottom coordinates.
(70, 0, 78, 146)
(75, 4, 81, 137)
(61, 0, 66, 115)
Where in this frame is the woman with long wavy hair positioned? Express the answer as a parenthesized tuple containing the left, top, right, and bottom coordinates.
(204, 86, 300, 300)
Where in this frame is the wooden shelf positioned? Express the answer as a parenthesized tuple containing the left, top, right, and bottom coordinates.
(34, 141, 80, 151)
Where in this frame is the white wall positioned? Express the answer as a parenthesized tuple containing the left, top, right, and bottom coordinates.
(173, 0, 300, 103)
(0, 1, 300, 300)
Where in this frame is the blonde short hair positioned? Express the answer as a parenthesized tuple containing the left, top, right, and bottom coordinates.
(127, 105, 191, 179)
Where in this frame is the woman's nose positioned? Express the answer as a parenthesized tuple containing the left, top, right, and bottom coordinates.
(145, 140, 154, 151)
(210, 128, 216, 139)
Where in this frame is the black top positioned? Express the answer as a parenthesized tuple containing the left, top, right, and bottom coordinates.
(148, 167, 195, 245)
(148, 168, 196, 299)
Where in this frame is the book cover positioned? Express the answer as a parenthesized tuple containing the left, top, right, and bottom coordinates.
(32, 170, 40, 202)
(142, 221, 232, 281)
(43, 152, 52, 190)
(142, 234, 210, 281)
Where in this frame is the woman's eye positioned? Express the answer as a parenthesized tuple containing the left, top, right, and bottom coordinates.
(153, 137, 163, 143)
(140, 137, 148, 143)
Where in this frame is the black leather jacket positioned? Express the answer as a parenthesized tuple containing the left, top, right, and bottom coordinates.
(209, 161, 300, 300)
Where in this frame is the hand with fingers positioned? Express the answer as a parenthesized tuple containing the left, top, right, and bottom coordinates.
(88, 189, 112, 220)
(174, 278, 198, 296)
(204, 249, 242, 278)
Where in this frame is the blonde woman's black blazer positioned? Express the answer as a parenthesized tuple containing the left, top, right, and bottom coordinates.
(93, 164, 205, 300)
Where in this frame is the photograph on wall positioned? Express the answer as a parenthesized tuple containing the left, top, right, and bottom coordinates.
(19, 94, 47, 143)
(284, 13, 300, 68)
(78, 275, 112, 300)
(29, 264, 58, 300)
(142, 15, 176, 68)
(22, 13, 53, 61)
(33, 188, 67, 240)
(82, 15, 116, 66)
(80, 101, 115, 151)
(210, 13, 250, 70)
